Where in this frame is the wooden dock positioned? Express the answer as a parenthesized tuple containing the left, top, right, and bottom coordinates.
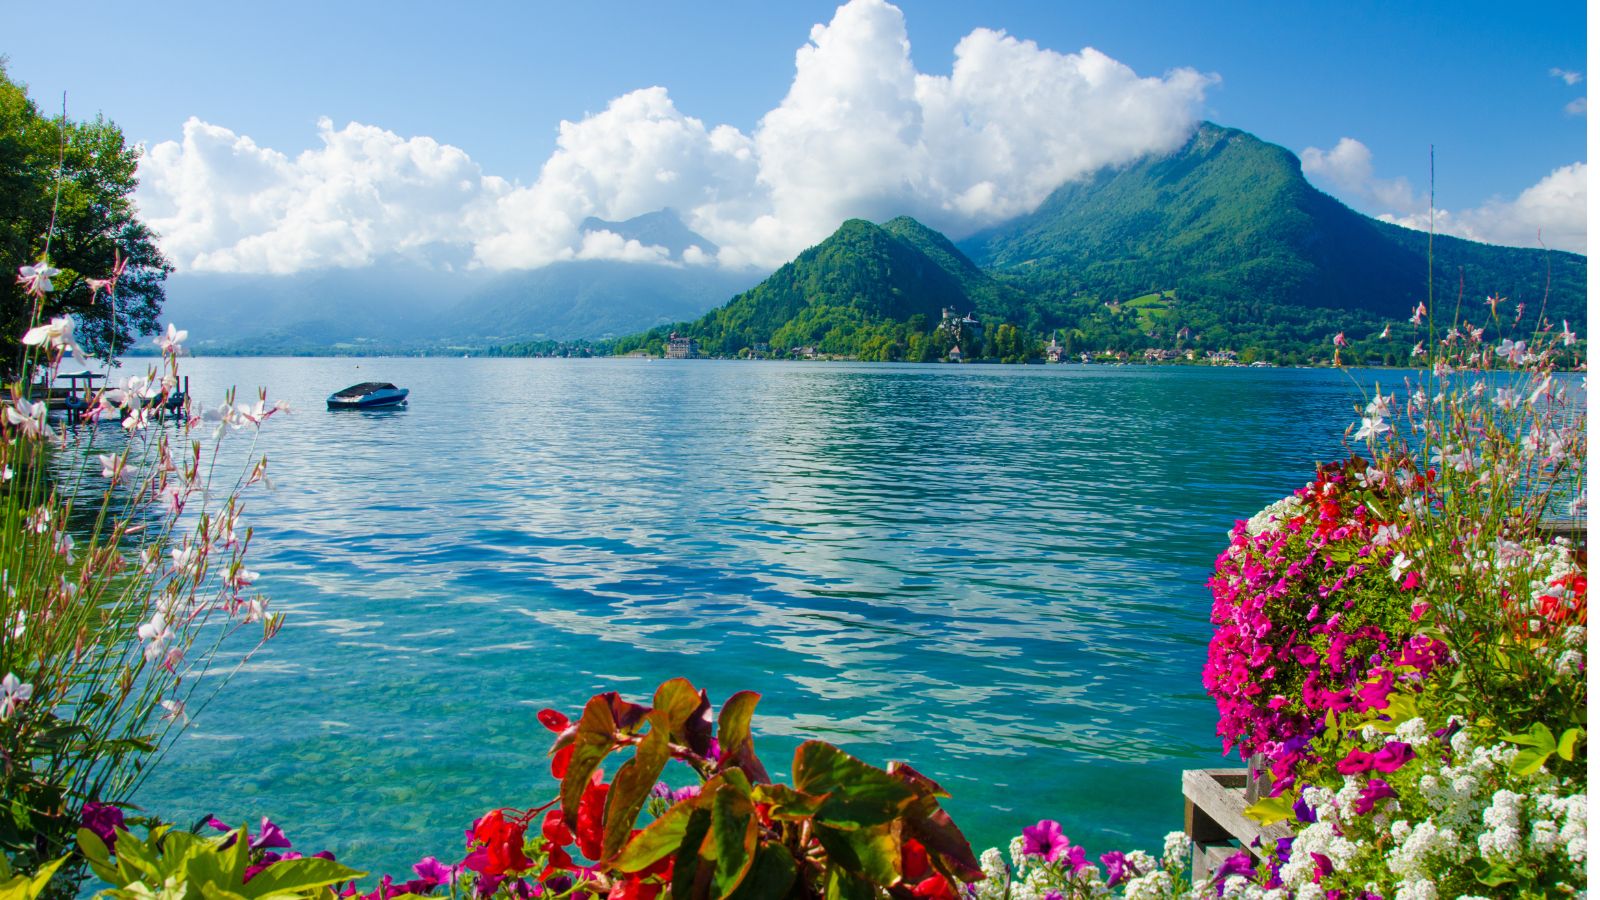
(1181, 762, 1291, 882)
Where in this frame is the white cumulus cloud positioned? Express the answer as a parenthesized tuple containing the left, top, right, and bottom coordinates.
(140, 117, 508, 274)
(1301, 137, 1423, 214)
(1302, 137, 1586, 254)
(140, 0, 1214, 274)
(1379, 162, 1587, 254)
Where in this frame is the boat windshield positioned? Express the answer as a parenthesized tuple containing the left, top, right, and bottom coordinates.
(332, 382, 397, 398)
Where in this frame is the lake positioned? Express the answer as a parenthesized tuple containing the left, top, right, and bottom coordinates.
(123, 357, 1381, 875)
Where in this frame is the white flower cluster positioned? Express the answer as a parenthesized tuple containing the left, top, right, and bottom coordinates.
(1268, 721, 1586, 895)
(975, 832, 1195, 900)
(1245, 495, 1307, 537)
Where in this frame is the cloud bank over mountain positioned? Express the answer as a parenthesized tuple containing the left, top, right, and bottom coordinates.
(136, 0, 1213, 275)
(1301, 136, 1586, 254)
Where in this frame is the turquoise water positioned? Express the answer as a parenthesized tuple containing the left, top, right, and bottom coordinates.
(128, 358, 1376, 875)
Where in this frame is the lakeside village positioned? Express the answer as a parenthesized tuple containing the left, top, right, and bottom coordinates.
(636, 307, 1270, 366)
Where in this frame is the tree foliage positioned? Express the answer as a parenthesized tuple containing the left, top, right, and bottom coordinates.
(0, 61, 170, 374)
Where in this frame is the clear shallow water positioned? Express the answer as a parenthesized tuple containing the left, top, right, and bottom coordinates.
(124, 357, 1379, 874)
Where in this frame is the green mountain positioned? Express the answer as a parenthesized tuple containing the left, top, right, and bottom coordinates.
(613, 217, 1030, 361)
(612, 123, 1583, 365)
(959, 122, 1584, 360)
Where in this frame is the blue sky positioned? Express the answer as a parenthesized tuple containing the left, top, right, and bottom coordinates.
(0, 0, 1587, 271)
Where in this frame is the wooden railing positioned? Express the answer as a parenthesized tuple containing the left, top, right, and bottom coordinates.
(1182, 758, 1290, 882)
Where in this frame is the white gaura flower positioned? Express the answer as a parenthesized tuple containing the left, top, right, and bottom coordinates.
(170, 543, 201, 576)
(98, 453, 131, 484)
(1411, 341, 1426, 357)
(159, 698, 188, 724)
(1494, 339, 1528, 366)
(1373, 523, 1400, 546)
(1354, 415, 1391, 441)
(1494, 387, 1520, 411)
(6, 398, 55, 439)
(16, 260, 59, 295)
(0, 672, 34, 719)
(1527, 375, 1553, 407)
(242, 596, 269, 624)
(1365, 389, 1394, 419)
(1380, 324, 1391, 339)
(1560, 320, 1576, 346)
(224, 566, 259, 591)
(1410, 302, 1427, 325)
(155, 323, 188, 355)
(1389, 552, 1413, 581)
(137, 612, 174, 662)
(21, 315, 82, 356)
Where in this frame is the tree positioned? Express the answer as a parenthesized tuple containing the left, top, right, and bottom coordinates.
(1, 62, 170, 376)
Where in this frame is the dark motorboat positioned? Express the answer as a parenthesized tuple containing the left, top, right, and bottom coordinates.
(327, 382, 409, 409)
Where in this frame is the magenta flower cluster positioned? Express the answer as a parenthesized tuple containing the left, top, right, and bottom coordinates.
(1017, 820, 1134, 888)
(1203, 462, 1448, 787)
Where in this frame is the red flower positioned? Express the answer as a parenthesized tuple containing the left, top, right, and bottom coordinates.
(539, 709, 571, 732)
(463, 810, 530, 877)
(551, 745, 575, 779)
(606, 842, 672, 900)
(576, 777, 610, 861)
(912, 876, 956, 900)
(901, 838, 930, 883)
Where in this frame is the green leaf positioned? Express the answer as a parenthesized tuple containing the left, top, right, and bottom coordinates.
(183, 836, 247, 895)
(238, 858, 364, 899)
(1557, 727, 1584, 761)
(1505, 722, 1556, 753)
(561, 695, 620, 825)
(1243, 794, 1296, 827)
(110, 825, 164, 886)
(1510, 747, 1553, 777)
(77, 828, 122, 885)
(0, 874, 28, 900)
(889, 765, 981, 883)
(24, 857, 63, 900)
(1472, 859, 1520, 888)
(604, 724, 673, 861)
(707, 783, 758, 900)
(724, 843, 797, 900)
(671, 809, 712, 900)
(812, 823, 899, 886)
(716, 692, 770, 783)
(653, 679, 705, 742)
(751, 785, 824, 821)
(792, 742, 913, 830)
(613, 800, 698, 873)
(1380, 693, 1418, 728)
(823, 865, 873, 900)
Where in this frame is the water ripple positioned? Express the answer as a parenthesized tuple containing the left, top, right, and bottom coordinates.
(134, 357, 1384, 873)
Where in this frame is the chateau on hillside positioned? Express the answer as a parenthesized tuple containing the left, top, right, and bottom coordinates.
(665, 333, 698, 359)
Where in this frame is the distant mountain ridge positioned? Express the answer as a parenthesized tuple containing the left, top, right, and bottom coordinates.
(960, 122, 1585, 325)
(579, 208, 718, 260)
(611, 122, 1582, 363)
(160, 209, 760, 354)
